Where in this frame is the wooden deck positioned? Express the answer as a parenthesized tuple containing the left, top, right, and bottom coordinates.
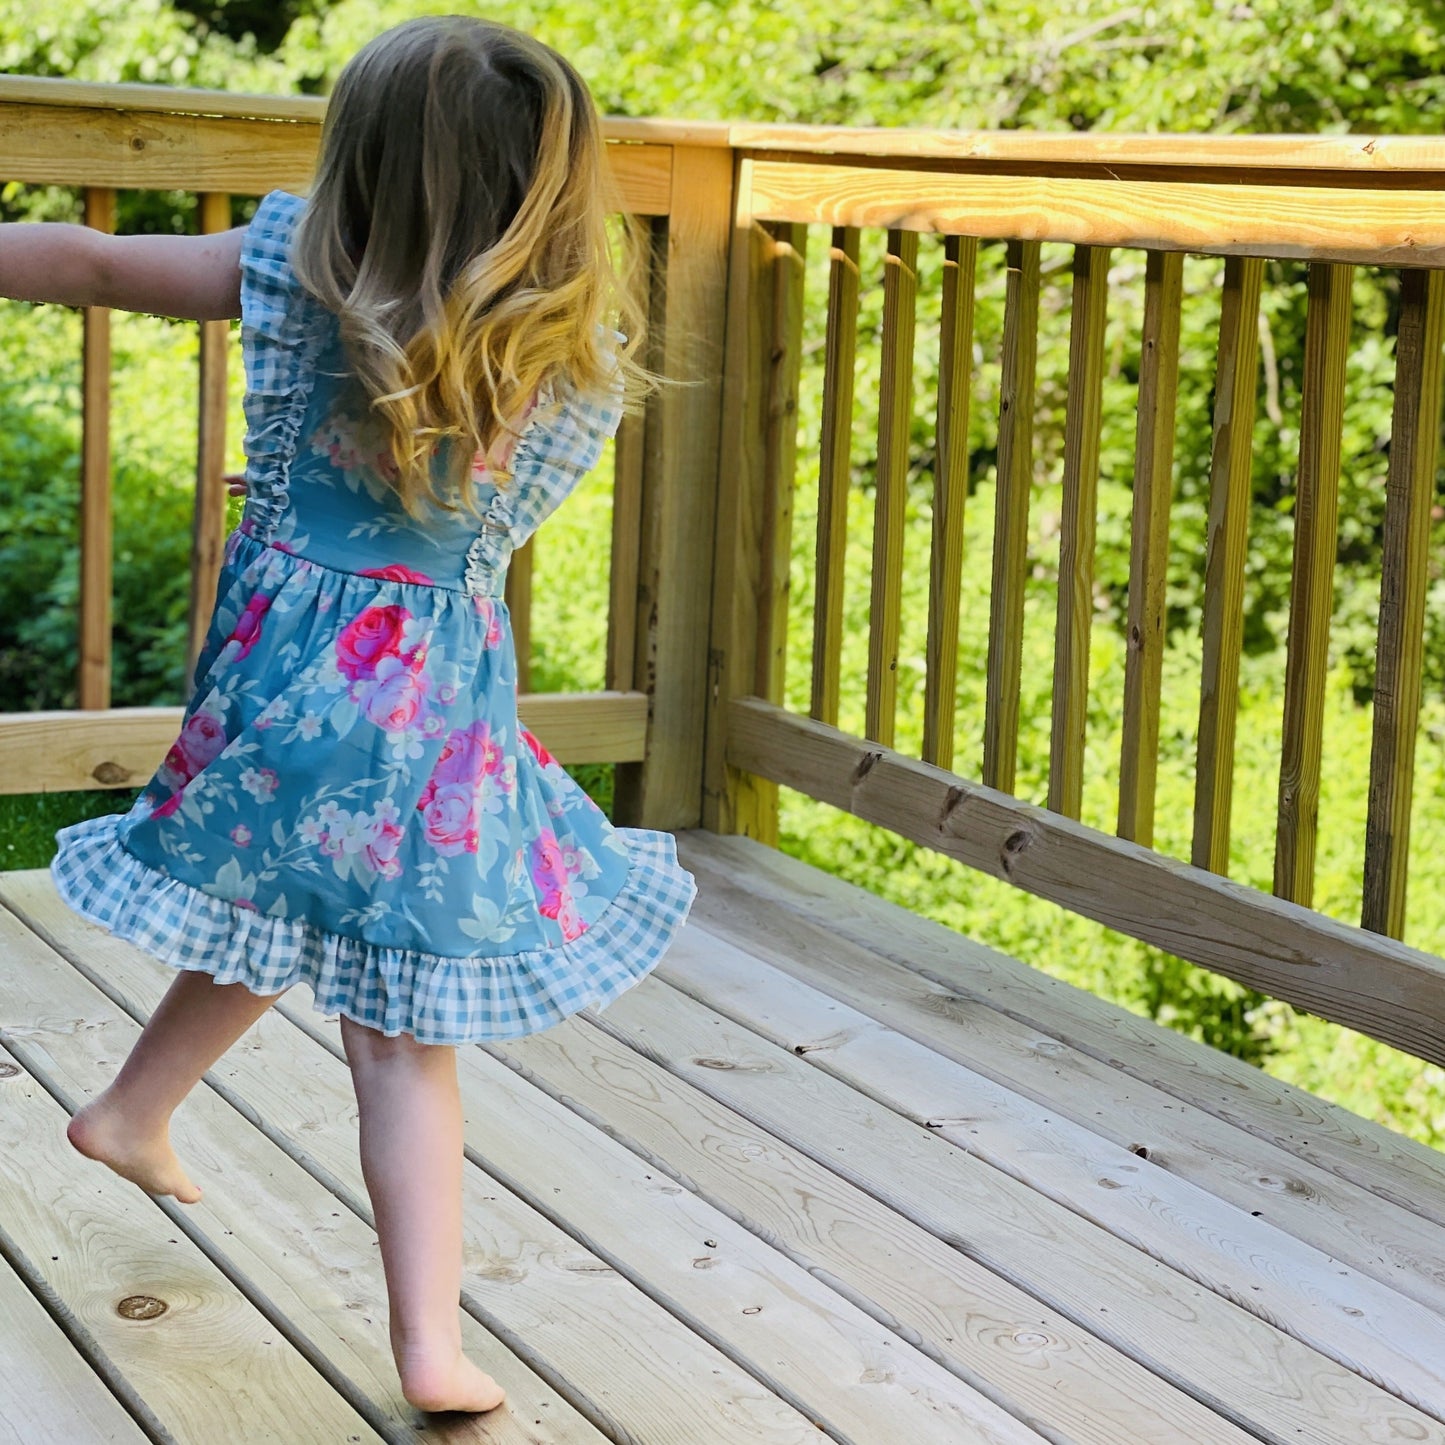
(3, 831, 1445, 1444)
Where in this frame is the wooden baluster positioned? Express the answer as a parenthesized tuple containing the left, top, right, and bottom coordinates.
(78, 187, 116, 712)
(983, 239, 1041, 792)
(1276, 261, 1353, 906)
(187, 192, 232, 681)
(606, 219, 657, 696)
(1362, 267, 1445, 937)
(810, 226, 860, 726)
(864, 229, 919, 748)
(1048, 244, 1110, 817)
(1118, 249, 1184, 846)
(922, 235, 977, 771)
(506, 538, 534, 693)
(1193, 255, 1264, 874)
(758, 223, 809, 705)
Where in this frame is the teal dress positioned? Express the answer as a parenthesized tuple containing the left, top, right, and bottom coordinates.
(50, 190, 696, 1044)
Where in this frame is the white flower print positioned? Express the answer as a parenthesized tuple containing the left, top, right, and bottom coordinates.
(297, 712, 323, 740)
(239, 766, 279, 803)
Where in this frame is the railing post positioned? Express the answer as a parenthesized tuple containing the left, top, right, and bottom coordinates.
(611, 143, 734, 833)
(188, 191, 232, 682)
(79, 186, 115, 711)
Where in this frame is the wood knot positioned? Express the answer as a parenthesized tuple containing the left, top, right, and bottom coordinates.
(852, 749, 883, 786)
(1000, 829, 1033, 876)
(92, 761, 132, 786)
(694, 1057, 736, 1070)
(0, 1062, 19, 1080)
(129, 135, 145, 151)
(1128, 1143, 1151, 1161)
(116, 1295, 167, 1321)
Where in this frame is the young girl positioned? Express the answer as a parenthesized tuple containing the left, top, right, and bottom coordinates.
(2, 16, 695, 1417)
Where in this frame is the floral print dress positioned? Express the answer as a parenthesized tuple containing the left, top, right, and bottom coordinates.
(50, 190, 696, 1044)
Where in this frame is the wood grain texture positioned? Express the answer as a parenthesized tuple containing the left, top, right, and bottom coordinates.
(703, 159, 782, 840)
(0, 94, 673, 213)
(613, 145, 733, 830)
(1048, 244, 1110, 817)
(810, 226, 861, 726)
(0, 1039, 381, 1440)
(758, 224, 809, 706)
(602, 955, 1442, 1445)
(0, 693, 649, 795)
(725, 698, 1445, 1066)
(497, 1012, 1252, 1445)
(677, 854, 1445, 1377)
(1118, 250, 1184, 846)
(923, 234, 978, 770)
(865, 229, 920, 747)
(79, 187, 115, 713)
(605, 224, 655, 695)
(664, 920, 1445, 1423)
(745, 161, 1445, 265)
(187, 192, 232, 681)
(448, 1044, 1041, 1445)
(0, 1245, 148, 1444)
(677, 829, 1445, 1234)
(1362, 267, 1445, 938)
(1193, 256, 1265, 874)
(0, 890, 597, 1445)
(1275, 263, 1353, 906)
(983, 241, 1041, 792)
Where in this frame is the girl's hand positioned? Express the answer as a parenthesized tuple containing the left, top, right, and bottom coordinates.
(225, 473, 248, 497)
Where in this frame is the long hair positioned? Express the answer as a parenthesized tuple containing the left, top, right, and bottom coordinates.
(292, 16, 645, 517)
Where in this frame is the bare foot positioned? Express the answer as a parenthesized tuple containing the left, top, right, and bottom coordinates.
(67, 1094, 203, 1204)
(396, 1349, 507, 1414)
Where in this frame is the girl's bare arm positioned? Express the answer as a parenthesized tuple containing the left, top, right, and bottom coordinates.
(0, 223, 245, 320)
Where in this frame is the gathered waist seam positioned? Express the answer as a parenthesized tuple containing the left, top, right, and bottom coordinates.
(229, 527, 509, 599)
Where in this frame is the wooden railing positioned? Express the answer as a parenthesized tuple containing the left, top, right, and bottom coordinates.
(704, 126, 1445, 1067)
(9, 79, 1445, 1068)
(0, 76, 731, 832)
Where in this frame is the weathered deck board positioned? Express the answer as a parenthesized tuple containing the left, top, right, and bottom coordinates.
(678, 833, 1445, 1227)
(3, 835, 1445, 1443)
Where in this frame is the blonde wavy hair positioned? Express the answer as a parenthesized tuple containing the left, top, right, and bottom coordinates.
(292, 15, 646, 517)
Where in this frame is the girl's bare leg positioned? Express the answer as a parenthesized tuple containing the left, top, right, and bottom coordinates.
(340, 1015, 506, 1415)
(67, 969, 284, 1203)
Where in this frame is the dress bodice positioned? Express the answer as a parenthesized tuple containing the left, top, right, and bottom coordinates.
(237, 190, 623, 598)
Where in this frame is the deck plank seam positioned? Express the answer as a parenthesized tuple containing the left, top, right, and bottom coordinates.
(0, 897, 628, 1445)
(0, 976, 419, 1445)
(0, 1044, 173, 1444)
(484, 1023, 1080, 1445)
(684, 834, 1445, 1225)
(636, 966, 1445, 1436)
(271, 997, 841, 1445)
(677, 900, 1445, 1323)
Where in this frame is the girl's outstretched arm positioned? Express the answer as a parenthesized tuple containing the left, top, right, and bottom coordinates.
(0, 222, 245, 320)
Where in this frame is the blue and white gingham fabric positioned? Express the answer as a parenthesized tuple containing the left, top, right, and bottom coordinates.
(52, 822, 694, 1043)
(49, 189, 694, 1046)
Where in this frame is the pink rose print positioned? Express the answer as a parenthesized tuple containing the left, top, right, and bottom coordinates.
(163, 708, 228, 786)
(336, 605, 417, 682)
(520, 727, 556, 769)
(472, 597, 504, 650)
(230, 824, 252, 847)
(227, 592, 272, 660)
(414, 722, 507, 855)
(361, 565, 436, 585)
(420, 782, 481, 857)
(361, 655, 430, 732)
(152, 790, 184, 819)
(418, 721, 503, 806)
(530, 829, 587, 941)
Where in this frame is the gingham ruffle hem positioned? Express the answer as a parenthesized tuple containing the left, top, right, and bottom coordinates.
(51, 815, 696, 1045)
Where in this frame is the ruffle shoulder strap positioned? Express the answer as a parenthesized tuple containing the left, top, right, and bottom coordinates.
(238, 190, 331, 542)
